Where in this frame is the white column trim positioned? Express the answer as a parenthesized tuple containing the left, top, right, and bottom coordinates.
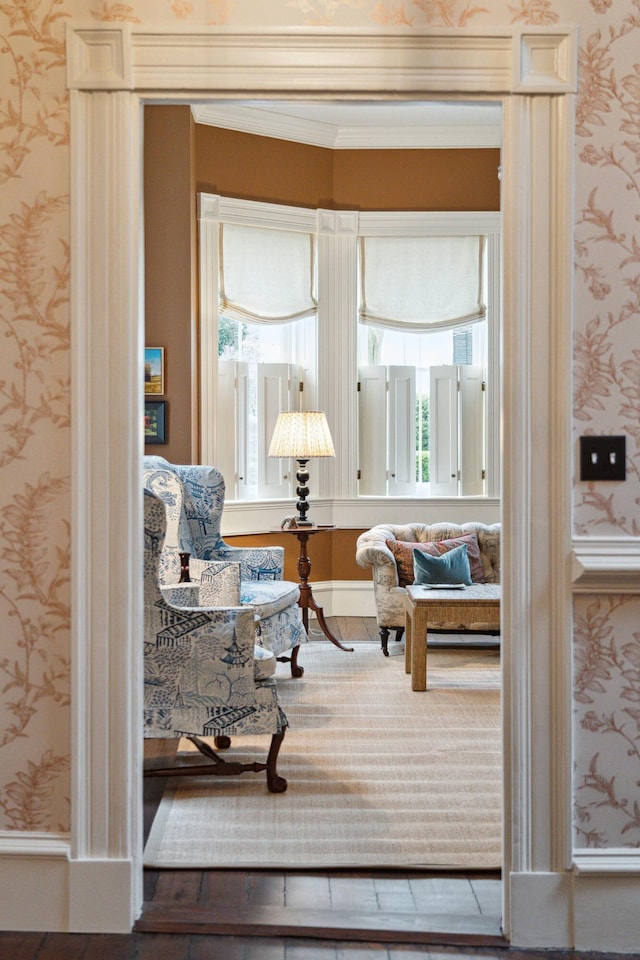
(500, 91, 575, 888)
(512, 27, 578, 93)
(316, 209, 359, 500)
(68, 85, 144, 926)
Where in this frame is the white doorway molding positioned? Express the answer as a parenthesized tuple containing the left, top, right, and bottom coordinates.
(2, 23, 582, 943)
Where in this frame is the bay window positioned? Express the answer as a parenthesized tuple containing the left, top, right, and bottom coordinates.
(199, 195, 501, 512)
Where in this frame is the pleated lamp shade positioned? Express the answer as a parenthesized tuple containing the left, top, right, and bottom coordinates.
(268, 411, 335, 460)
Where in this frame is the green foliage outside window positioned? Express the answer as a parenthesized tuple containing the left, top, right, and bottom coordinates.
(416, 394, 430, 482)
(218, 315, 240, 356)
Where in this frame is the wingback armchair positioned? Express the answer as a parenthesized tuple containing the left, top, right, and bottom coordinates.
(143, 488, 288, 792)
(143, 456, 307, 676)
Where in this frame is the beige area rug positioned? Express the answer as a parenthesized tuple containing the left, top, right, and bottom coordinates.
(144, 640, 502, 870)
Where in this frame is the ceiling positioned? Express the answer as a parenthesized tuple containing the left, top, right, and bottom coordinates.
(191, 100, 503, 150)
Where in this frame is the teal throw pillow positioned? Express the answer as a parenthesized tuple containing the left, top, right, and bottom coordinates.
(413, 543, 471, 586)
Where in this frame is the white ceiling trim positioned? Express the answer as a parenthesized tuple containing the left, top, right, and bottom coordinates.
(191, 103, 502, 149)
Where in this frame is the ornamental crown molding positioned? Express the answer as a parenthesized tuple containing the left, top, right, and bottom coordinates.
(66, 24, 577, 97)
(190, 102, 503, 150)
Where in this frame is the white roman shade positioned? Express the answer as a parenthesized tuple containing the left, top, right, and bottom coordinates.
(359, 235, 486, 331)
(220, 223, 318, 324)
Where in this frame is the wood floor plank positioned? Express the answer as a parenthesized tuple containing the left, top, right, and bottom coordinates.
(200, 868, 250, 906)
(329, 876, 379, 912)
(0, 933, 47, 960)
(133, 932, 192, 960)
(134, 903, 505, 945)
(189, 933, 254, 960)
(248, 870, 287, 907)
(152, 868, 203, 903)
(33, 933, 89, 960)
(409, 878, 480, 915)
(70, 934, 140, 960)
(285, 874, 333, 910)
(336, 946, 388, 960)
(469, 878, 503, 916)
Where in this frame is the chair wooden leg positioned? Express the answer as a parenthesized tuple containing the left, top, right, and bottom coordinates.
(395, 626, 404, 644)
(266, 728, 287, 794)
(144, 732, 287, 793)
(380, 627, 390, 656)
(277, 644, 304, 677)
(290, 643, 304, 677)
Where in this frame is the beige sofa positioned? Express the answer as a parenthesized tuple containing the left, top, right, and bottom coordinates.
(355, 522, 501, 654)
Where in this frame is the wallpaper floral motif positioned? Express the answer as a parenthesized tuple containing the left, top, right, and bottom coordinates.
(1, 0, 639, 848)
(1, 0, 72, 833)
(574, 596, 640, 848)
(574, 0, 640, 535)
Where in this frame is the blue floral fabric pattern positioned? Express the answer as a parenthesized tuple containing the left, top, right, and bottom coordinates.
(144, 489, 286, 739)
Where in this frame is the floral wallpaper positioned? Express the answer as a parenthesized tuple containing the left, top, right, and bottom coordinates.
(1, 0, 638, 849)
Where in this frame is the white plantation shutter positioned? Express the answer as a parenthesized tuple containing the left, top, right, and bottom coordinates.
(235, 362, 252, 501)
(459, 365, 485, 496)
(218, 362, 300, 500)
(358, 365, 416, 496)
(216, 360, 237, 496)
(388, 366, 416, 496)
(430, 364, 485, 496)
(258, 363, 299, 499)
(358, 366, 388, 495)
(429, 365, 459, 497)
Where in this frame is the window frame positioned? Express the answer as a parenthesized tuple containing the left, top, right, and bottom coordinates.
(199, 196, 501, 535)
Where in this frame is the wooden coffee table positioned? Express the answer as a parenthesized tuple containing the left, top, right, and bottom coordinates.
(404, 584, 501, 691)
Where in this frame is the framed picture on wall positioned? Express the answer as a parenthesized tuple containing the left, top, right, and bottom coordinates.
(144, 400, 167, 444)
(144, 347, 165, 395)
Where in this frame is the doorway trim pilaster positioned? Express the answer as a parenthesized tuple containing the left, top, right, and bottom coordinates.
(62, 23, 576, 940)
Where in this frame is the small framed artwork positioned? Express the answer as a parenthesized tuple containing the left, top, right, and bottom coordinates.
(144, 347, 165, 395)
(144, 400, 167, 444)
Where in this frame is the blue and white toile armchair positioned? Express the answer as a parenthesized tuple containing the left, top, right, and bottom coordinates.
(143, 487, 288, 792)
(143, 456, 308, 676)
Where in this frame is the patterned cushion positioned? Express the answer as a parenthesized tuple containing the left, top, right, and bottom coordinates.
(386, 533, 485, 587)
(241, 580, 300, 619)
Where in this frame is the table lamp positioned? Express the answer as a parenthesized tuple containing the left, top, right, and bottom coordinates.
(268, 411, 335, 526)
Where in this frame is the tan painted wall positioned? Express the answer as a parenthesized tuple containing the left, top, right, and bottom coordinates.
(226, 528, 370, 583)
(143, 106, 197, 463)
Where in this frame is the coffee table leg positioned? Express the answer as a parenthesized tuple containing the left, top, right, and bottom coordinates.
(411, 605, 428, 691)
(404, 605, 413, 675)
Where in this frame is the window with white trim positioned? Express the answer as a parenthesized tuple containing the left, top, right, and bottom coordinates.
(199, 196, 318, 501)
(357, 234, 489, 497)
(198, 195, 500, 505)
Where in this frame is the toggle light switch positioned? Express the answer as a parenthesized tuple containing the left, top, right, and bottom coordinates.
(580, 435, 626, 481)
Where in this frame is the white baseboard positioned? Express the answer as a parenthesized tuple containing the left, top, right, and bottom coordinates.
(509, 872, 572, 948)
(510, 867, 640, 953)
(306, 580, 375, 619)
(0, 833, 136, 932)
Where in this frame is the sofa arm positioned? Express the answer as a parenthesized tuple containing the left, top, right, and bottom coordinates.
(355, 525, 399, 570)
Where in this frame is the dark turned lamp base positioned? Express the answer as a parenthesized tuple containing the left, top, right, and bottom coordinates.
(294, 458, 313, 526)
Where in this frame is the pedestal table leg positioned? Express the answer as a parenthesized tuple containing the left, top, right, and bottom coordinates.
(295, 531, 353, 652)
